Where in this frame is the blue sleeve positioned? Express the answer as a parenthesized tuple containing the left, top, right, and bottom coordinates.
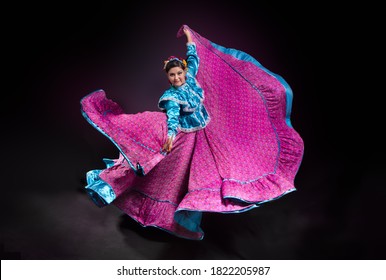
(186, 42, 199, 77)
(164, 100, 180, 138)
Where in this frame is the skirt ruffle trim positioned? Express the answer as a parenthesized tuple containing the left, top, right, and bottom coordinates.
(84, 158, 297, 240)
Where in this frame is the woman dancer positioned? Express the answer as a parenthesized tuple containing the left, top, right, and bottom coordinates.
(80, 24, 304, 240)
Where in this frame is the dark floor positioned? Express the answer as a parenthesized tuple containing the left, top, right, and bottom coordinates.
(2, 2, 384, 260)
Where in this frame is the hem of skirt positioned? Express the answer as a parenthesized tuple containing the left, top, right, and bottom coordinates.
(177, 173, 296, 212)
(84, 167, 117, 208)
(120, 213, 205, 241)
(113, 190, 204, 240)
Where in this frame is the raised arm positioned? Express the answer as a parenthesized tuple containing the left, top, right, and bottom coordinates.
(183, 28, 199, 78)
(183, 27, 193, 43)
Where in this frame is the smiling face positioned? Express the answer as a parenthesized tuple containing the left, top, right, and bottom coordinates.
(167, 66, 186, 87)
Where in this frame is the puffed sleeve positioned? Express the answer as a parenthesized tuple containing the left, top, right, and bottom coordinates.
(186, 42, 199, 77)
(163, 100, 180, 138)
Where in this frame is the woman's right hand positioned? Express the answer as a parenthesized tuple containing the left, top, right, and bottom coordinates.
(162, 136, 174, 153)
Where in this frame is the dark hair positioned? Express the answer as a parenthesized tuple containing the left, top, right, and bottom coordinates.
(164, 59, 186, 73)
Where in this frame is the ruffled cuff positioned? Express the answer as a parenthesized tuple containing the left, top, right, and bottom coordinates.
(167, 131, 176, 139)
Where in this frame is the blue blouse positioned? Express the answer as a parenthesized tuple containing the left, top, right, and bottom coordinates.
(158, 42, 210, 138)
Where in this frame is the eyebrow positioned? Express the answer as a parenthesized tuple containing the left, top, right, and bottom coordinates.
(169, 71, 183, 76)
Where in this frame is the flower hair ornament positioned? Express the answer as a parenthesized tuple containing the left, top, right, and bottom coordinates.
(163, 56, 187, 70)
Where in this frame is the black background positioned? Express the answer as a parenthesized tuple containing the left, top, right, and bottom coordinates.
(1, 2, 384, 260)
